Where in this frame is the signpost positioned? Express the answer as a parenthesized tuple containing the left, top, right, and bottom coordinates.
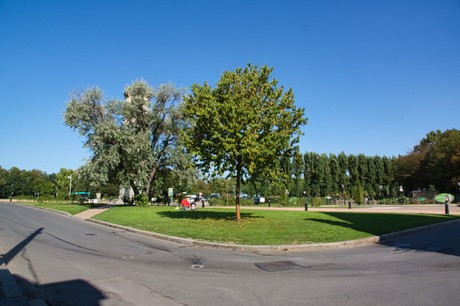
(435, 193, 454, 215)
(168, 188, 173, 205)
(434, 193, 454, 203)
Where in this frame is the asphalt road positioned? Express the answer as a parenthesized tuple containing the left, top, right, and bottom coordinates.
(1, 203, 459, 306)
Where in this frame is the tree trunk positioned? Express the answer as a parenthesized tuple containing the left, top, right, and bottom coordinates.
(235, 156, 242, 221)
(130, 180, 140, 205)
(146, 166, 158, 198)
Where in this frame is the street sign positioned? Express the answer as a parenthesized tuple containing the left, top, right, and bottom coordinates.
(435, 193, 454, 203)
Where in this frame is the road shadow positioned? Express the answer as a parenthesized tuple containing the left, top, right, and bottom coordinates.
(1, 227, 107, 305)
(14, 275, 107, 306)
(307, 212, 460, 257)
(158, 210, 261, 221)
(307, 212, 458, 236)
(0, 227, 44, 266)
(377, 220, 460, 257)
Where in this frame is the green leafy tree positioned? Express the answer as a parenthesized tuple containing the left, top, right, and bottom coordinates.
(0, 166, 8, 198)
(55, 168, 73, 199)
(8, 167, 28, 196)
(182, 64, 307, 220)
(424, 129, 460, 192)
(29, 169, 54, 197)
(64, 81, 188, 203)
(395, 129, 460, 193)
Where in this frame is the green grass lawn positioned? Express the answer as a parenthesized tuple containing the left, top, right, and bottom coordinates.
(93, 206, 459, 245)
(22, 202, 105, 215)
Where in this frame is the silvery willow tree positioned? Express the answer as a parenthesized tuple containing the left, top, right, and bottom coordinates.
(182, 64, 307, 220)
(64, 80, 193, 203)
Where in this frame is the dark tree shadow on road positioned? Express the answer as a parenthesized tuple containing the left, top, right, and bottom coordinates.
(307, 212, 460, 257)
(308, 212, 458, 236)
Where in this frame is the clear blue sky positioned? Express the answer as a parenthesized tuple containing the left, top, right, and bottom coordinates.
(1, 0, 459, 174)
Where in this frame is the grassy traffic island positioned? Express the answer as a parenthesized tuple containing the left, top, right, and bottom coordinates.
(89, 206, 459, 245)
(9, 202, 458, 245)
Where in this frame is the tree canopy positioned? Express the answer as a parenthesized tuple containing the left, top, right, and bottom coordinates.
(182, 64, 307, 220)
(64, 81, 193, 203)
(395, 129, 460, 193)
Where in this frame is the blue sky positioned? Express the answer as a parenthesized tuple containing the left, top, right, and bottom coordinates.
(1, 0, 459, 174)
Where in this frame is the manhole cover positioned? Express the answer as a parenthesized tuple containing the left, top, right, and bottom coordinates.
(255, 261, 305, 272)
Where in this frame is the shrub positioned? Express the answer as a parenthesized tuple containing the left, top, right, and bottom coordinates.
(136, 194, 149, 206)
(353, 184, 365, 205)
(312, 197, 323, 207)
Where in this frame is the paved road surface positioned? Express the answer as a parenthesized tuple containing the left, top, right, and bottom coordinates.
(1, 203, 459, 306)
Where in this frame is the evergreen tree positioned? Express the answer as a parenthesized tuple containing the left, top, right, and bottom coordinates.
(310, 153, 321, 197)
(353, 181, 365, 205)
(329, 153, 340, 196)
(292, 147, 304, 197)
(347, 154, 359, 194)
(338, 152, 349, 195)
(319, 154, 331, 196)
(303, 152, 313, 197)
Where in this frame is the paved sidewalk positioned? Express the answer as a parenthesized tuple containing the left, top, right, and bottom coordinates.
(73, 203, 460, 222)
(73, 204, 111, 220)
(227, 204, 460, 215)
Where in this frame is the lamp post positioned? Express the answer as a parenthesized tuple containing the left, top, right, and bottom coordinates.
(303, 191, 308, 211)
(399, 185, 404, 205)
(68, 174, 72, 201)
(444, 195, 450, 215)
(345, 170, 351, 209)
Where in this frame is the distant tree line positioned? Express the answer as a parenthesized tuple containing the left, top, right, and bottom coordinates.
(0, 167, 119, 200)
(394, 129, 460, 195)
(1, 129, 458, 202)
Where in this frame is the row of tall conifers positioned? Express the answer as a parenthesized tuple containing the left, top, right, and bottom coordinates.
(242, 152, 397, 201)
(250, 128, 460, 200)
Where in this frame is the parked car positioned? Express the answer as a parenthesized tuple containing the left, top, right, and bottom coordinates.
(254, 197, 266, 205)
